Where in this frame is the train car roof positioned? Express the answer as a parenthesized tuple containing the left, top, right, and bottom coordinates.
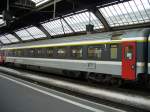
(1, 28, 150, 50)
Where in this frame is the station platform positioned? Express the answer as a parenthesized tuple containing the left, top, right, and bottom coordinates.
(0, 73, 124, 112)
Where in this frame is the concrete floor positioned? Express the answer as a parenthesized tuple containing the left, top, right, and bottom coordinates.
(0, 73, 124, 112)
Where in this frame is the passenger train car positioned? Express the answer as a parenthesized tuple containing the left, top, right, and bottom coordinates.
(1, 28, 150, 84)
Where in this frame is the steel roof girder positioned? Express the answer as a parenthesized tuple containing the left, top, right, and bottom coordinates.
(0, 40, 4, 45)
(90, 7, 111, 31)
(112, 22, 150, 31)
(12, 32, 23, 42)
(36, 0, 63, 11)
(62, 17, 75, 33)
(36, 24, 52, 38)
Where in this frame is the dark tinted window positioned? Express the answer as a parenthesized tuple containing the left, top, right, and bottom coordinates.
(47, 48, 54, 57)
(71, 47, 83, 59)
(125, 46, 133, 60)
(88, 46, 102, 59)
(56, 47, 66, 58)
(29, 49, 35, 57)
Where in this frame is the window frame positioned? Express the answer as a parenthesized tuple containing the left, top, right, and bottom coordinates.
(110, 44, 118, 60)
(46, 47, 54, 58)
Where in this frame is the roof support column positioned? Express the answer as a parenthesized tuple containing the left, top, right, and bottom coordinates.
(62, 17, 75, 33)
(0, 41, 3, 45)
(36, 24, 52, 39)
(12, 32, 23, 42)
(90, 7, 111, 31)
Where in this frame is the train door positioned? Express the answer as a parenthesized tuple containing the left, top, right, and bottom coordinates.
(122, 42, 136, 80)
(0, 53, 5, 64)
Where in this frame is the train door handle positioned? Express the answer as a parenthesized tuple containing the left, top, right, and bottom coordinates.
(131, 65, 135, 70)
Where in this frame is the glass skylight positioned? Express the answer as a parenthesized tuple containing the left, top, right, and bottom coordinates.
(63, 11, 104, 32)
(5, 34, 19, 43)
(0, 19, 4, 25)
(31, 0, 43, 3)
(31, 0, 50, 6)
(42, 18, 73, 36)
(0, 35, 11, 44)
(0, 34, 19, 44)
(15, 26, 46, 41)
(15, 29, 34, 41)
(98, 0, 150, 27)
(26, 26, 46, 39)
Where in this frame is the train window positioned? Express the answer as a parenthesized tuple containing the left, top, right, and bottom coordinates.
(21, 49, 24, 57)
(30, 49, 34, 53)
(17, 50, 21, 57)
(88, 46, 102, 59)
(14, 50, 17, 57)
(110, 45, 117, 59)
(47, 48, 53, 57)
(71, 47, 82, 59)
(10, 51, 13, 56)
(8, 51, 10, 56)
(37, 48, 42, 55)
(23, 49, 27, 57)
(5, 50, 9, 56)
(29, 49, 34, 57)
(56, 47, 66, 58)
(12, 50, 14, 56)
(125, 46, 133, 60)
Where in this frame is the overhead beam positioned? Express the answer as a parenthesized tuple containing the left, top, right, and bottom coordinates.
(112, 22, 150, 31)
(36, 0, 62, 11)
(14, 0, 35, 8)
(19, 0, 63, 18)
(0, 40, 4, 45)
(10, 5, 32, 10)
(90, 7, 111, 32)
(11, 0, 63, 28)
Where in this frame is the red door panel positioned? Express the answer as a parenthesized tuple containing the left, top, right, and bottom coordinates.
(122, 42, 136, 80)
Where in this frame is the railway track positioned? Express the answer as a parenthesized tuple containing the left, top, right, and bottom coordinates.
(0, 66, 150, 111)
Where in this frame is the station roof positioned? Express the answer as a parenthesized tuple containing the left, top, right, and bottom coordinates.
(31, 0, 52, 6)
(0, 0, 150, 45)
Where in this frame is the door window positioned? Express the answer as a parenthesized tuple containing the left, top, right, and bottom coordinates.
(125, 46, 133, 60)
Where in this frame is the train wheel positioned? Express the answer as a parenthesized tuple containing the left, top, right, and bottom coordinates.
(85, 72, 94, 83)
(111, 78, 123, 87)
(62, 70, 70, 77)
(86, 72, 106, 83)
(69, 71, 82, 78)
(116, 79, 124, 87)
(118, 79, 123, 86)
(63, 70, 82, 78)
(137, 74, 149, 86)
